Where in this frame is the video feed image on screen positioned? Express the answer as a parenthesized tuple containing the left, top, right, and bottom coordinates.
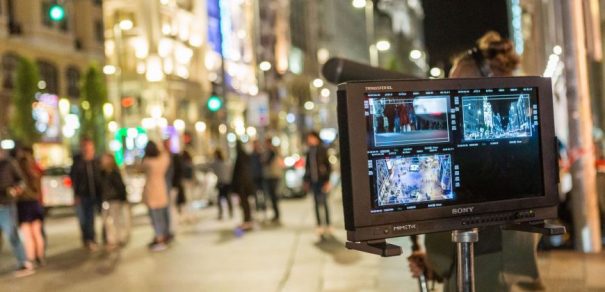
(369, 96, 450, 147)
(462, 94, 532, 141)
(375, 154, 455, 207)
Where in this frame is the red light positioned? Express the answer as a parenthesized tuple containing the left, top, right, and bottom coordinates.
(63, 177, 72, 188)
(121, 97, 135, 108)
(294, 158, 306, 169)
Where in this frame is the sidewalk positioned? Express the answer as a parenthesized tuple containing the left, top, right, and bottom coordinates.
(1, 193, 604, 291)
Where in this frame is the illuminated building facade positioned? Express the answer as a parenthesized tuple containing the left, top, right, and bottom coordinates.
(103, 0, 211, 157)
(0, 0, 104, 166)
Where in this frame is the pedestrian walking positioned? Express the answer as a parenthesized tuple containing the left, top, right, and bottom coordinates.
(211, 149, 233, 220)
(250, 140, 266, 215)
(263, 138, 282, 223)
(303, 131, 333, 237)
(69, 137, 102, 251)
(231, 141, 254, 231)
(142, 141, 171, 252)
(0, 147, 34, 277)
(162, 139, 182, 239)
(14, 147, 45, 267)
(179, 150, 194, 223)
(99, 153, 130, 249)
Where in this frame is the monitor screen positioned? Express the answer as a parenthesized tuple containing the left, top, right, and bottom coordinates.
(365, 87, 543, 214)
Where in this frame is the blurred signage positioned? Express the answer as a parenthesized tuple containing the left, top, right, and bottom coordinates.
(207, 0, 222, 55)
(247, 93, 269, 127)
(33, 93, 61, 142)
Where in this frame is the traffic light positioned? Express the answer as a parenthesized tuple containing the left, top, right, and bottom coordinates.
(207, 95, 222, 112)
(49, 4, 65, 22)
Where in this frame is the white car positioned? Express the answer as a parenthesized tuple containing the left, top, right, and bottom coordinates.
(41, 167, 74, 208)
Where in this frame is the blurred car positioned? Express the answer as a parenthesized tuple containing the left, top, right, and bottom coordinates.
(280, 155, 306, 198)
(41, 167, 74, 208)
(191, 164, 219, 206)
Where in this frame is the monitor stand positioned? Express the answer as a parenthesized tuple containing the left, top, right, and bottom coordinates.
(346, 221, 566, 292)
(452, 222, 565, 292)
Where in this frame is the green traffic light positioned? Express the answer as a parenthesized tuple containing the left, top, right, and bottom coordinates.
(207, 96, 222, 112)
(49, 5, 65, 22)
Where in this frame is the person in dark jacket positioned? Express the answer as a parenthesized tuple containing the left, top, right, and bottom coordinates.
(263, 138, 282, 223)
(69, 137, 102, 251)
(250, 140, 266, 213)
(0, 148, 34, 277)
(211, 149, 233, 220)
(162, 139, 184, 238)
(231, 141, 254, 231)
(99, 153, 129, 249)
(304, 131, 332, 236)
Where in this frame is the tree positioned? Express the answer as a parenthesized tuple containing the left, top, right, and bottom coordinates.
(10, 57, 40, 146)
(79, 65, 108, 150)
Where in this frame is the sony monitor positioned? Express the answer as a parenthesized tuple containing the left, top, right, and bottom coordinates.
(337, 77, 559, 243)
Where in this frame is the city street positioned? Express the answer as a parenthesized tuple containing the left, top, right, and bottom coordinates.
(0, 194, 422, 292)
(0, 193, 604, 292)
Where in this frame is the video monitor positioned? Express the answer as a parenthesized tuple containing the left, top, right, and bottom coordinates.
(338, 77, 559, 243)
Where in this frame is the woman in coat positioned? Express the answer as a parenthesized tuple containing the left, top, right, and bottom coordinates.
(142, 141, 171, 251)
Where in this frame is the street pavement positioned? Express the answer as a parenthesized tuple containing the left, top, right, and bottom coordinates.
(1, 192, 604, 292)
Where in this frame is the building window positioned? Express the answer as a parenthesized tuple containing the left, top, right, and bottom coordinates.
(2, 53, 19, 91)
(95, 20, 104, 43)
(37, 60, 59, 95)
(41, 1, 52, 27)
(66, 66, 80, 98)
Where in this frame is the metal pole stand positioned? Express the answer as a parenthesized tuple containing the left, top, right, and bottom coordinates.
(451, 228, 479, 292)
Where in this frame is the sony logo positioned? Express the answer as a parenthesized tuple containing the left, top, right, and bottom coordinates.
(393, 224, 417, 231)
(365, 85, 393, 91)
(452, 207, 475, 215)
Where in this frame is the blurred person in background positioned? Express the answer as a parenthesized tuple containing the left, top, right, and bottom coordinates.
(263, 138, 283, 223)
(179, 150, 194, 223)
(304, 131, 333, 237)
(408, 31, 544, 292)
(142, 141, 171, 252)
(211, 149, 233, 220)
(250, 140, 266, 216)
(70, 137, 102, 251)
(162, 139, 181, 241)
(232, 141, 254, 231)
(99, 153, 129, 250)
(14, 147, 45, 266)
(0, 147, 34, 277)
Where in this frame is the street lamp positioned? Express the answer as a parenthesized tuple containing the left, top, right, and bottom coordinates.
(259, 61, 272, 71)
(103, 103, 114, 118)
(409, 49, 423, 60)
(119, 19, 133, 31)
(103, 65, 117, 75)
(304, 101, 315, 111)
(430, 67, 443, 78)
(195, 121, 207, 132)
(312, 78, 324, 88)
(376, 40, 391, 51)
(352, 0, 367, 9)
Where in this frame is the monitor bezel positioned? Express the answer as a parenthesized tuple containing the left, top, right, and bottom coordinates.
(338, 76, 558, 232)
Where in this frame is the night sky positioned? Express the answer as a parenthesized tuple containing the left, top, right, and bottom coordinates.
(422, 0, 510, 69)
